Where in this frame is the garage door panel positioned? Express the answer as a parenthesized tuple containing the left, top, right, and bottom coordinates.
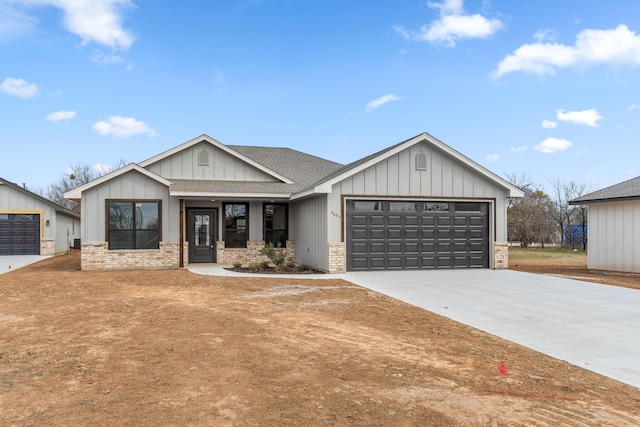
(0, 214, 40, 255)
(346, 200, 488, 271)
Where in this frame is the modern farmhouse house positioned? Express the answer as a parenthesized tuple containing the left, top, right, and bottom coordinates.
(64, 133, 523, 272)
(570, 175, 640, 273)
(1, 177, 80, 255)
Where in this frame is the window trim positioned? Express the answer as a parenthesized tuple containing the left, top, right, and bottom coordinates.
(223, 202, 249, 248)
(106, 199, 162, 250)
(263, 203, 288, 248)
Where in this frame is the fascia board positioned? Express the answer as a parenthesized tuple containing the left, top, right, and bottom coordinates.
(169, 191, 291, 199)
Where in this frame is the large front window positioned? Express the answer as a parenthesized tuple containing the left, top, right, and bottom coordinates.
(264, 203, 287, 247)
(108, 200, 160, 250)
(224, 203, 248, 248)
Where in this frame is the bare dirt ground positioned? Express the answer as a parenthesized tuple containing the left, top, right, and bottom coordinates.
(1, 252, 640, 426)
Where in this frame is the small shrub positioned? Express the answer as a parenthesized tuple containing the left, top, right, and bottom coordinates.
(260, 242, 286, 269)
(232, 262, 242, 269)
(248, 262, 263, 272)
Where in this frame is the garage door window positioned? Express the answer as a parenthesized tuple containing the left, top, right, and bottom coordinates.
(353, 201, 382, 211)
(107, 200, 161, 250)
(389, 202, 417, 212)
(424, 202, 449, 212)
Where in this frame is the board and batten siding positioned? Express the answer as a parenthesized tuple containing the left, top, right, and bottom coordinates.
(80, 171, 177, 243)
(145, 141, 277, 182)
(1, 183, 54, 241)
(290, 195, 329, 270)
(327, 141, 510, 242)
(589, 201, 640, 273)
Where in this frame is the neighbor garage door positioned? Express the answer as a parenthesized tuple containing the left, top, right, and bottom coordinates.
(0, 214, 41, 255)
(346, 200, 489, 271)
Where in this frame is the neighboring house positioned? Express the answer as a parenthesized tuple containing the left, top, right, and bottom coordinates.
(0, 177, 80, 255)
(64, 133, 523, 272)
(570, 176, 640, 273)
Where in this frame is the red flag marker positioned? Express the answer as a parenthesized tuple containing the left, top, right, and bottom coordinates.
(500, 361, 508, 376)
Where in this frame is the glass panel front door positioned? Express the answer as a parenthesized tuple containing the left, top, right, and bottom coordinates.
(188, 209, 216, 263)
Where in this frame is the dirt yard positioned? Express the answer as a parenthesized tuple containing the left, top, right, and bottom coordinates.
(1, 252, 640, 426)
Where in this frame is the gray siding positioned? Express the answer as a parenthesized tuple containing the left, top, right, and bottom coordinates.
(81, 171, 174, 242)
(328, 141, 510, 242)
(588, 201, 640, 273)
(145, 142, 277, 182)
(54, 214, 79, 253)
(290, 196, 328, 269)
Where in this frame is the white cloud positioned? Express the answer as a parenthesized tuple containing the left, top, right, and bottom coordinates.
(92, 116, 157, 138)
(556, 108, 603, 127)
(91, 50, 124, 65)
(45, 110, 76, 121)
(364, 94, 402, 112)
(628, 104, 638, 111)
(495, 25, 640, 77)
(394, 0, 503, 47)
(0, 2, 38, 39)
(541, 120, 558, 129)
(0, 77, 38, 98)
(485, 154, 499, 161)
(7, 0, 135, 50)
(533, 29, 557, 43)
(510, 145, 528, 152)
(534, 137, 573, 153)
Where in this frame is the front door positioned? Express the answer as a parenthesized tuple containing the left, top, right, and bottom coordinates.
(188, 209, 216, 263)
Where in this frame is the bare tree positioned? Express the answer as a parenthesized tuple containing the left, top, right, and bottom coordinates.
(506, 172, 557, 247)
(44, 160, 127, 214)
(549, 179, 589, 249)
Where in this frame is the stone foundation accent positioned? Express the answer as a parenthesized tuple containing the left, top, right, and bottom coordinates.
(216, 241, 295, 266)
(80, 241, 180, 270)
(328, 242, 346, 273)
(494, 242, 509, 269)
(41, 239, 55, 255)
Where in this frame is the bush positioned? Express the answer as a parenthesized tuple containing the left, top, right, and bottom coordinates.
(260, 242, 286, 270)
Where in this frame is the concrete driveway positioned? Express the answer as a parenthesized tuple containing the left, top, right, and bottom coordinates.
(0, 255, 51, 274)
(342, 269, 640, 390)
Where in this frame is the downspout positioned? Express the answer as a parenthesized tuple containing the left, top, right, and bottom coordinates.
(179, 198, 184, 268)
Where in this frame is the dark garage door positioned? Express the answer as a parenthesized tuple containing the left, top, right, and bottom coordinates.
(346, 200, 489, 271)
(0, 214, 41, 255)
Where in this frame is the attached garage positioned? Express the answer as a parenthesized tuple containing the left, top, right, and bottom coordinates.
(346, 200, 489, 270)
(0, 213, 41, 255)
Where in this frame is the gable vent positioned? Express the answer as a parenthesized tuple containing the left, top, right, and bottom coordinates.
(415, 152, 427, 171)
(198, 150, 209, 166)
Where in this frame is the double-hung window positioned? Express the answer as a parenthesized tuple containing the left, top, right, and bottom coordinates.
(107, 200, 161, 250)
(264, 203, 287, 247)
(224, 203, 248, 248)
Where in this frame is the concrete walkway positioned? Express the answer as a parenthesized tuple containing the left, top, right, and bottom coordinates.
(0, 255, 51, 274)
(189, 265, 640, 390)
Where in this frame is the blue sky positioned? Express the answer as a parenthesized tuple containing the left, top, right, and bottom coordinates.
(2, 0, 640, 194)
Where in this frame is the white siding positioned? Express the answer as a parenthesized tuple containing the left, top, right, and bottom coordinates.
(290, 196, 328, 270)
(589, 201, 640, 273)
(145, 142, 277, 182)
(81, 171, 173, 242)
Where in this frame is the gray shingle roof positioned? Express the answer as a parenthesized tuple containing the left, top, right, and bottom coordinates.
(570, 176, 640, 204)
(228, 145, 343, 189)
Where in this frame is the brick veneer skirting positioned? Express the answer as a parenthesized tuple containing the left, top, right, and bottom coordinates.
(80, 241, 180, 270)
(41, 239, 55, 255)
(328, 242, 346, 273)
(216, 241, 295, 266)
(494, 242, 509, 269)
